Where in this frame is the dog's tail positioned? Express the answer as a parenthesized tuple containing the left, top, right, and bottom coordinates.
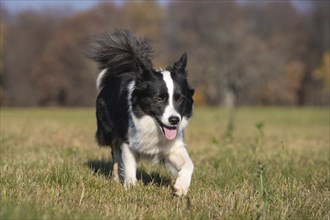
(88, 30, 153, 91)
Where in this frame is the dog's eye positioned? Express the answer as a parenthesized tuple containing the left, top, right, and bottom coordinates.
(155, 95, 167, 103)
(175, 94, 185, 103)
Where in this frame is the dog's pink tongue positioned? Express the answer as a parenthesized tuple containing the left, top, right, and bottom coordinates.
(163, 127, 177, 140)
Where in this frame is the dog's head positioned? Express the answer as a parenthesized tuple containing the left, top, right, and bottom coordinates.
(131, 53, 194, 140)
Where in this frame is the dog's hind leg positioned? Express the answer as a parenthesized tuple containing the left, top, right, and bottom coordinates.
(111, 147, 122, 183)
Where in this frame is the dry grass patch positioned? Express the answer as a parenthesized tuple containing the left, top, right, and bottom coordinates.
(1, 107, 329, 219)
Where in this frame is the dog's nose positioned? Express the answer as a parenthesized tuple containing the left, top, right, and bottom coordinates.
(169, 116, 180, 126)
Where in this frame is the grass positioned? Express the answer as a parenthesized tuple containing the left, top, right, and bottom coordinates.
(1, 107, 329, 219)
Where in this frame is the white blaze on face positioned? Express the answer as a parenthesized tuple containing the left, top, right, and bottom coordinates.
(161, 71, 181, 140)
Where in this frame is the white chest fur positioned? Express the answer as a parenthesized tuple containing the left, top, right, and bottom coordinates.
(128, 115, 179, 156)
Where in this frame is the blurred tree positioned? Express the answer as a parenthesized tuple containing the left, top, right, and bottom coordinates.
(32, 1, 164, 106)
(313, 52, 330, 88)
(120, 1, 165, 66)
(166, 1, 285, 107)
(0, 17, 5, 105)
(3, 8, 67, 106)
(249, 60, 305, 105)
(297, 1, 329, 105)
(32, 3, 119, 106)
(310, 52, 330, 105)
(1, 0, 328, 107)
(0, 4, 11, 106)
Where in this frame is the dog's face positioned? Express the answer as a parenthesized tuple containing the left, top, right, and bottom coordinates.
(131, 53, 194, 140)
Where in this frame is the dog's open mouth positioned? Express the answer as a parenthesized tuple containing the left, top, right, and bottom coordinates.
(162, 124, 177, 140)
(157, 121, 177, 140)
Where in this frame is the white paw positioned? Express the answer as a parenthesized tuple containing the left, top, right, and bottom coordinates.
(173, 168, 193, 197)
(173, 182, 189, 196)
(124, 177, 137, 188)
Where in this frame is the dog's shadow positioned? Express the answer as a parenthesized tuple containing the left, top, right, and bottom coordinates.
(86, 160, 172, 187)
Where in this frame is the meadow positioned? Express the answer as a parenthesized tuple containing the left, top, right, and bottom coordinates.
(1, 107, 329, 219)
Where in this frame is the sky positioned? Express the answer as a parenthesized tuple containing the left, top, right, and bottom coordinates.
(1, 0, 313, 13)
(2, 0, 101, 12)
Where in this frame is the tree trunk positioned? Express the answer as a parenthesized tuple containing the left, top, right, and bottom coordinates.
(223, 87, 236, 108)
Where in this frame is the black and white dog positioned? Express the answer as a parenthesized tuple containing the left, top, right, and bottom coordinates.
(89, 30, 194, 196)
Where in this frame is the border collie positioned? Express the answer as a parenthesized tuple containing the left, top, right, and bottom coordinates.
(88, 30, 194, 196)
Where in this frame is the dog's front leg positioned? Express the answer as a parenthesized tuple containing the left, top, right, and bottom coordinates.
(165, 145, 194, 196)
(121, 143, 137, 186)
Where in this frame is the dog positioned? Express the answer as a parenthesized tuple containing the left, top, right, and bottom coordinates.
(88, 30, 194, 196)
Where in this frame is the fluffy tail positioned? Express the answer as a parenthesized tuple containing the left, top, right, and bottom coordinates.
(88, 30, 153, 90)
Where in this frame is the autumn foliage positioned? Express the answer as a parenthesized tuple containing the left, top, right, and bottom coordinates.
(1, 1, 329, 106)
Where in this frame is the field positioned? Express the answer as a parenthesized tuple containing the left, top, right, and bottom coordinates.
(1, 107, 329, 219)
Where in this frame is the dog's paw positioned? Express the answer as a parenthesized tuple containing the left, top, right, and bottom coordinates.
(112, 163, 121, 183)
(173, 173, 191, 197)
(173, 184, 188, 197)
(112, 174, 120, 183)
(124, 178, 137, 188)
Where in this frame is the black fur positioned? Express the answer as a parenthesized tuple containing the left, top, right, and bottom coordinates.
(89, 30, 194, 148)
(88, 30, 154, 89)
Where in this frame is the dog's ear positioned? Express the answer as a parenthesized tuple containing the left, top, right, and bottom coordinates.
(190, 88, 195, 97)
(173, 52, 187, 73)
